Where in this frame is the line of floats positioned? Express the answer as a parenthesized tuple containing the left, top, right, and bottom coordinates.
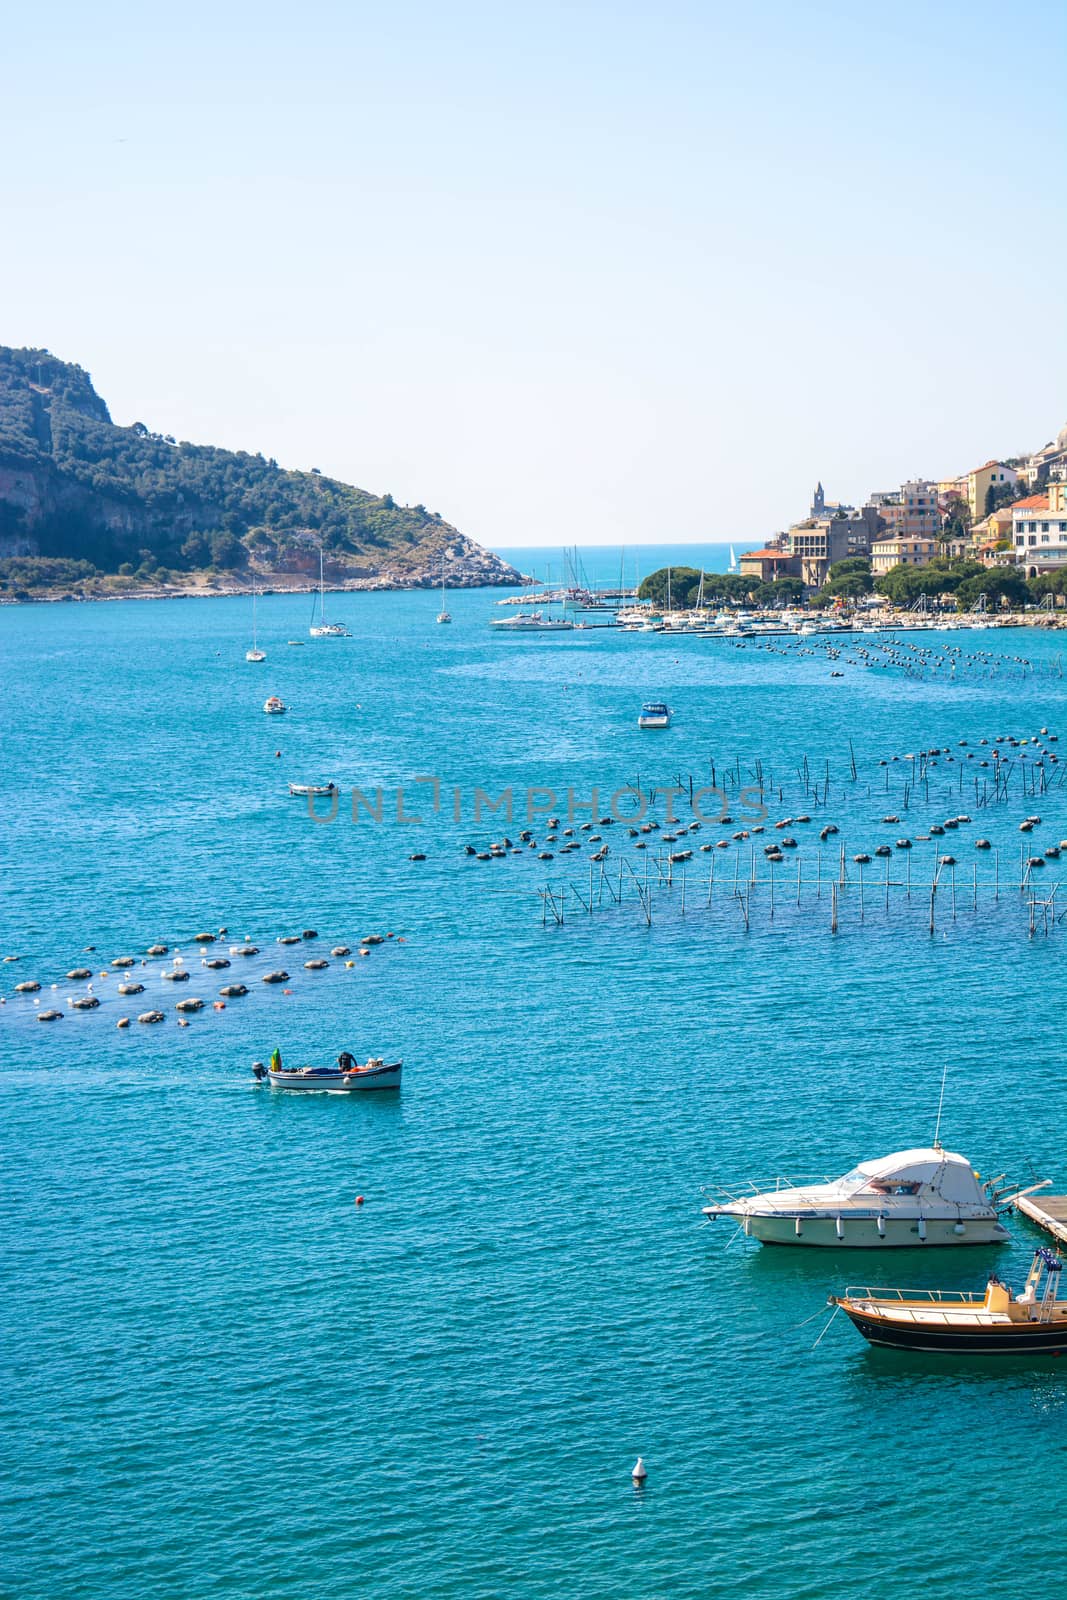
(1, 927, 402, 1027)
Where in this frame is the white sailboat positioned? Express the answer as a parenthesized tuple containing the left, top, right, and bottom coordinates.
(246, 576, 266, 661)
(436, 552, 452, 624)
(309, 548, 351, 637)
(729, 544, 738, 574)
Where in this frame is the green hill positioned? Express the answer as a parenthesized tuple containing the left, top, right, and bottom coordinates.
(0, 346, 520, 594)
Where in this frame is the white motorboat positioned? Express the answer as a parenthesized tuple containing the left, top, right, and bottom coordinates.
(310, 547, 351, 637)
(246, 576, 266, 661)
(288, 782, 337, 797)
(701, 1145, 1038, 1247)
(638, 701, 671, 729)
(254, 1052, 402, 1091)
(263, 695, 287, 715)
(489, 611, 574, 632)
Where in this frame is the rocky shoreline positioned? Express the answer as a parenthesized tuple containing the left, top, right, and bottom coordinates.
(0, 533, 533, 602)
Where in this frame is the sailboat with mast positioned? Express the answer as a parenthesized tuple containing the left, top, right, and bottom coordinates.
(436, 551, 452, 624)
(309, 547, 351, 638)
(246, 575, 266, 661)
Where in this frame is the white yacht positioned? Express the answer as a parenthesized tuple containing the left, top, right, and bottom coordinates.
(310, 548, 351, 637)
(637, 702, 671, 729)
(702, 1145, 1030, 1248)
(490, 611, 574, 633)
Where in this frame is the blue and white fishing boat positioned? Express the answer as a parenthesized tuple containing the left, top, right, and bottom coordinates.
(254, 1049, 402, 1091)
(638, 702, 671, 729)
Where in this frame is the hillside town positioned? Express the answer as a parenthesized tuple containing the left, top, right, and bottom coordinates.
(739, 421, 1067, 601)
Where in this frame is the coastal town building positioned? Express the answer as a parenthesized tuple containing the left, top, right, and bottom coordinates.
(1022, 424, 1067, 487)
(870, 535, 938, 576)
(870, 480, 942, 540)
(738, 543, 798, 583)
(937, 475, 969, 507)
(965, 460, 1018, 520)
(786, 504, 880, 588)
(1012, 486, 1067, 576)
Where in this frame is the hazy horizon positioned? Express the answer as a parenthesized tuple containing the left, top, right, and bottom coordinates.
(3, 1, 1064, 547)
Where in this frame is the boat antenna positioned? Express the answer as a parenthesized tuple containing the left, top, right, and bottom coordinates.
(932, 1063, 948, 1150)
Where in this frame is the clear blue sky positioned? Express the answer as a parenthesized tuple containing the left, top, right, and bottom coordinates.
(2, 0, 1064, 547)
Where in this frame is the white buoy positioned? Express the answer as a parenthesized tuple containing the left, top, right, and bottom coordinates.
(877, 1214, 886, 1237)
(918, 1217, 927, 1241)
(631, 1456, 647, 1484)
(835, 1214, 845, 1240)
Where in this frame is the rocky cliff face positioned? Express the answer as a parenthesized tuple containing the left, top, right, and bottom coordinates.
(0, 346, 525, 589)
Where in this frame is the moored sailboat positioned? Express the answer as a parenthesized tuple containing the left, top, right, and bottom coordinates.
(436, 552, 452, 624)
(246, 576, 266, 661)
(310, 548, 351, 637)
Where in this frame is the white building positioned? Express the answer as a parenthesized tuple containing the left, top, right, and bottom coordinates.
(1012, 486, 1067, 575)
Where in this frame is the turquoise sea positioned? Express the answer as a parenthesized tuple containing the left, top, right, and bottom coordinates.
(2, 572, 1066, 1599)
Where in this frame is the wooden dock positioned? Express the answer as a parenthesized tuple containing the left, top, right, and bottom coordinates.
(1015, 1193, 1067, 1247)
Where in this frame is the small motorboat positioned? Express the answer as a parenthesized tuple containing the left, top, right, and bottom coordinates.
(638, 702, 671, 729)
(702, 1145, 1039, 1247)
(263, 695, 287, 715)
(831, 1248, 1067, 1353)
(253, 1049, 402, 1091)
(288, 782, 338, 797)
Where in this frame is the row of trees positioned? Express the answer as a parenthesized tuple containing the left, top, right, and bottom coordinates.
(638, 557, 1063, 612)
(637, 567, 806, 608)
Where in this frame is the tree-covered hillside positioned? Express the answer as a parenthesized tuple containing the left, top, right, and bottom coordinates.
(0, 346, 518, 589)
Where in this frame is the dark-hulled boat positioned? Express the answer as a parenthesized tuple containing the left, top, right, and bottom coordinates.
(832, 1248, 1066, 1353)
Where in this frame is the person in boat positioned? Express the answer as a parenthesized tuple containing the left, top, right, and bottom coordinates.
(269, 1047, 282, 1074)
(338, 1050, 359, 1073)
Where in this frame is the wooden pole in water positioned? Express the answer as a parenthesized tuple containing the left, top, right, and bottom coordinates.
(831, 880, 838, 933)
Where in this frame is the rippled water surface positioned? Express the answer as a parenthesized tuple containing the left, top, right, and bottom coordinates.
(2, 588, 1066, 1599)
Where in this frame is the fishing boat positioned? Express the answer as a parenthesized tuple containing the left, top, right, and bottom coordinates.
(246, 576, 266, 661)
(253, 1051, 402, 1091)
(701, 1144, 1039, 1247)
(288, 782, 337, 797)
(638, 702, 671, 729)
(436, 553, 451, 624)
(489, 611, 574, 633)
(831, 1248, 1067, 1352)
(309, 548, 351, 637)
(263, 695, 287, 715)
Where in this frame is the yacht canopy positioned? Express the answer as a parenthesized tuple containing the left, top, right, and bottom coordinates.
(844, 1148, 984, 1204)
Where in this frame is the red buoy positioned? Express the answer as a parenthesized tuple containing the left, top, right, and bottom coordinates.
(355, 1195, 365, 1206)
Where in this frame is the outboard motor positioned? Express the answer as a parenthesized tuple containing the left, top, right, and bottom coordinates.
(252, 1060, 267, 1081)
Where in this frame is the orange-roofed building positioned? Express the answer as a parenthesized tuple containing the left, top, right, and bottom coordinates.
(739, 545, 799, 582)
(1012, 489, 1067, 575)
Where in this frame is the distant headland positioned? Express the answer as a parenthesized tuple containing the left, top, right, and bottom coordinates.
(0, 346, 525, 600)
